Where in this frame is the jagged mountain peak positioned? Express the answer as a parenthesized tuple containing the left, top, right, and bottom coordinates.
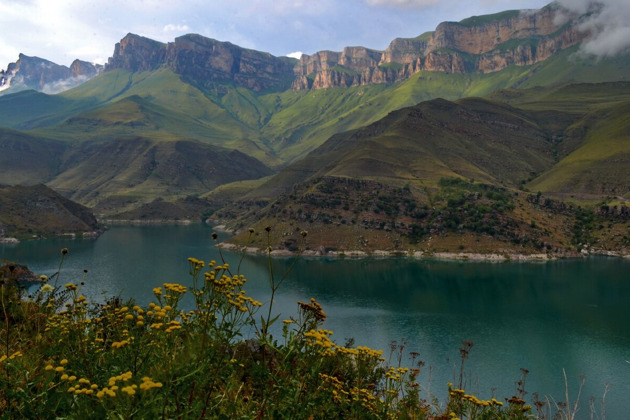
(0, 53, 102, 95)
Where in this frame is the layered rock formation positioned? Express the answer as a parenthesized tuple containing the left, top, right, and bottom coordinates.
(0, 54, 102, 94)
(106, 4, 585, 93)
(292, 4, 586, 90)
(106, 33, 296, 91)
(1, 3, 592, 94)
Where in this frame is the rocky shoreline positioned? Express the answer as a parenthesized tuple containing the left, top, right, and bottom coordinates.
(217, 242, 629, 261)
(0, 230, 102, 244)
(101, 219, 194, 225)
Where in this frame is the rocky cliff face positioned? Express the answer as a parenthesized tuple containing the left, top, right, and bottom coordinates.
(106, 33, 296, 91)
(3, 3, 590, 94)
(0, 54, 102, 95)
(106, 34, 167, 72)
(293, 4, 586, 90)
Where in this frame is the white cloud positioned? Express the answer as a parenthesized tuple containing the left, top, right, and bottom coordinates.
(42, 75, 91, 94)
(365, 0, 439, 9)
(558, 0, 630, 58)
(286, 51, 303, 59)
(163, 24, 190, 32)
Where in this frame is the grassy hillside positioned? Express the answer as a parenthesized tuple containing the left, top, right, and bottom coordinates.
(47, 137, 273, 215)
(214, 84, 630, 255)
(245, 96, 562, 199)
(485, 82, 630, 200)
(0, 45, 628, 217)
(0, 128, 67, 185)
(38, 69, 281, 166)
(0, 184, 100, 239)
(528, 100, 630, 199)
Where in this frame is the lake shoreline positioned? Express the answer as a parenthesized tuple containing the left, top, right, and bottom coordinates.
(102, 219, 194, 225)
(217, 242, 630, 261)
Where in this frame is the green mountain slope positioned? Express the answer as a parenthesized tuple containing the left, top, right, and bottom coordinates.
(47, 137, 273, 214)
(244, 96, 564, 200)
(212, 82, 630, 255)
(0, 184, 100, 239)
(0, 128, 67, 185)
(528, 101, 630, 199)
(0, 13, 628, 219)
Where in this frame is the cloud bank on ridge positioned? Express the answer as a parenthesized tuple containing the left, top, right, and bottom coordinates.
(558, 0, 630, 57)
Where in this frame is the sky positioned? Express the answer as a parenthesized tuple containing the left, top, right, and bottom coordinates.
(0, 0, 629, 69)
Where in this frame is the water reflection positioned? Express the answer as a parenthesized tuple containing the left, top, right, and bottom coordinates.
(2, 224, 630, 416)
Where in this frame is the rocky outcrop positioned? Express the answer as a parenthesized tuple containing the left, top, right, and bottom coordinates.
(106, 33, 296, 91)
(70, 59, 102, 78)
(106, 34, 167, 72)
(293, 4, 587, 90)
(0, 54, 102, 94)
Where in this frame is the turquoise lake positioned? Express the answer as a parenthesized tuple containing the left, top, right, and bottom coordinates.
(2, 224, 629, 417)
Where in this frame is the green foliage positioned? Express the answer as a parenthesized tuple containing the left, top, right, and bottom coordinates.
(431, 178, 516, 236)
(457, 10, 520, 27)
(1, 244, 567, 419)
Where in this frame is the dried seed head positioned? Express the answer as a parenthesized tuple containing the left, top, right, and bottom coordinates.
(211, 233, 218, 240)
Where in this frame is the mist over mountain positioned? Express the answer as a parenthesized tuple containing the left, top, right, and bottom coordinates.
(557, 0, 630, 58)
(0, 54, 102, 95)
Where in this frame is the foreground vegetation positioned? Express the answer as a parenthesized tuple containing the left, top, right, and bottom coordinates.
(0, 232, 596, 418)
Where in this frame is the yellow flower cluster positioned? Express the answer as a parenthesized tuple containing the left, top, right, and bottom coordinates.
(336, 345, 385, 361)
(206, 272, 244, 288)
(58, 371, 98, 396)
(356, 346, 384, 358)
(0, 351, 23, 363)
(319, 373, 379, 413)
(147, 303, 169, 319)
(319, 373, 347, 402)
(188, 257, 205, 271)
(449, 386, 504, 407)
(228, 290, 263, 312)
(297, 298, 327, 321)
(164, 283, 187, 294)
(109, 371, 133, 386)
(139, 376, 163, 391)
(385, 366, 409, 381)
(302, 329, 386, 363)
(203, 271, 263, 312)
(304, 329, 335, 356)
(96, 387, 117, 398)
(40, 283, 54, 293)
(121, 385, 137, 396)
(111, 338, 133, 349)
(64, 283, 78, 291)
(164, 320, 182, 333)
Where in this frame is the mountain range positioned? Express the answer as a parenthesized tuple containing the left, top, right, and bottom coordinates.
(0, 54, 102, 95)
(0, 3, 590, 96)
(0, 2, 628, 255)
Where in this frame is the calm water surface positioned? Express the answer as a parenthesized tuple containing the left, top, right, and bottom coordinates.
(2, 224, 630, 417)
